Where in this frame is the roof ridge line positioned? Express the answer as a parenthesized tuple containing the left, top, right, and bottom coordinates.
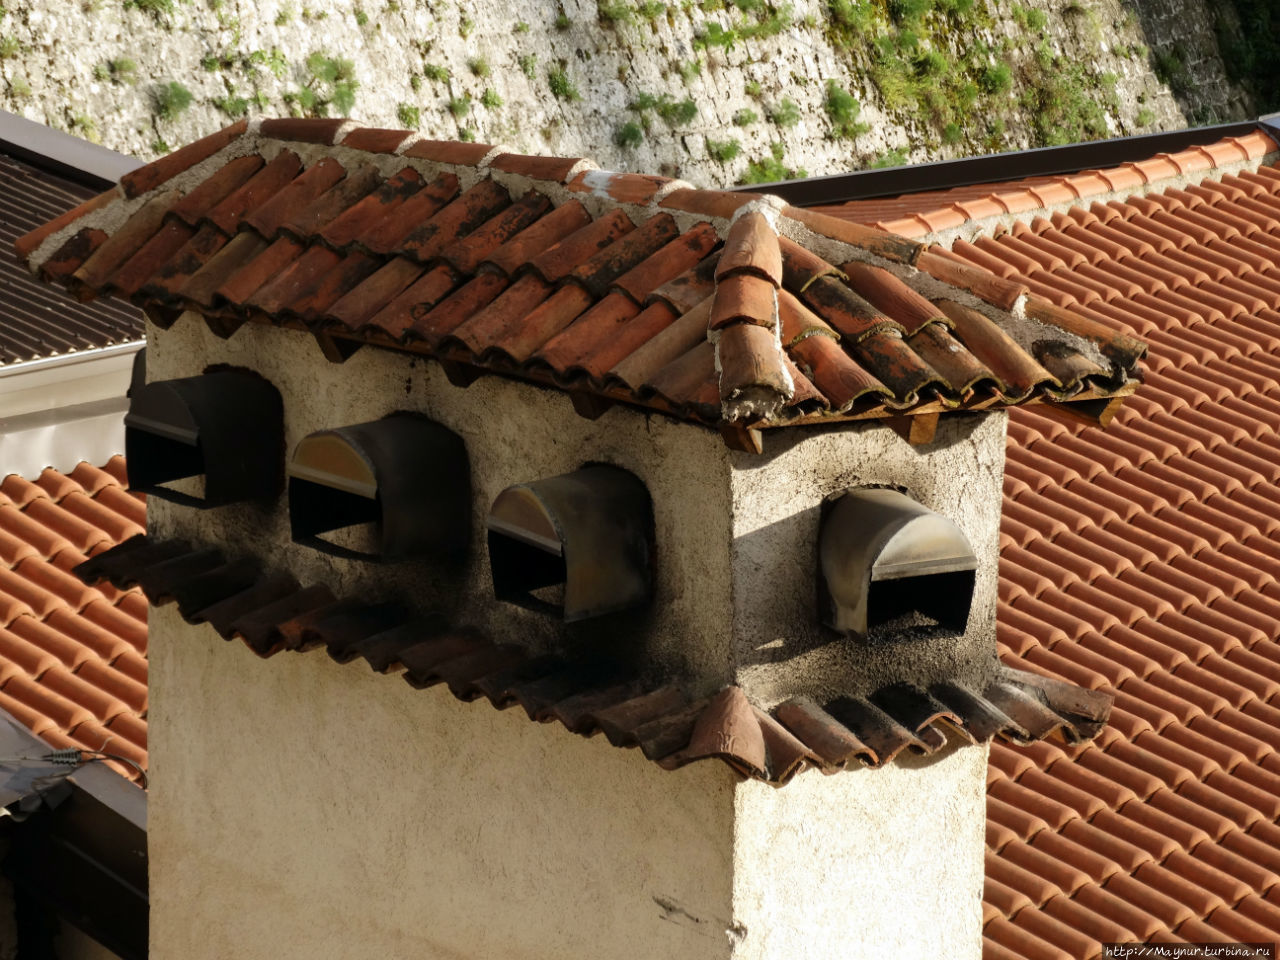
(886, 145, 1280, 251)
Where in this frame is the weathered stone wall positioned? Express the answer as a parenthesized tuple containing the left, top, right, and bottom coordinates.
(1132, 0, 1254, 124)
(1, 0, 1239, 187)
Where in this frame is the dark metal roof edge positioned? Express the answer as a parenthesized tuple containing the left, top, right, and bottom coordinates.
(743, 119, 1267, 207)
(0, 108, 141, 189)
(0, 703, 146, 830)
(67, 760, 147, 832)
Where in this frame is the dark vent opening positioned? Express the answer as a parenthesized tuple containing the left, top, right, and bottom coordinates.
(819, 487, 978, 638)
(288, 478, 382, 557)
(866, 570, 975, 639)
(125, 428, 204, 493)
(485, 465, 653, 622)
(488, 532, 567, 617)
(287, 414, 471, 562)
(124, 370, 284, 508)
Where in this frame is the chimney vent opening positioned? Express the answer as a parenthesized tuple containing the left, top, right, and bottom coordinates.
(819, 488, 977, 639)
(124, 370, 284, 508)
(288, 413, 470, 561)
(486, 465, 653, 622)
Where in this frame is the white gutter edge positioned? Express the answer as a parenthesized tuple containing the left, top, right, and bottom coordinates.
(0, 340, 144, 380)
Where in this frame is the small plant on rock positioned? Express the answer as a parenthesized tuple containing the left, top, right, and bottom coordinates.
(768, 96, 800, 127)
(153, 81, 193, 120)
(284, 52, 359, 117)
(614, 121, 644, 147)
(547, 65, 580, 100)
(397, 102, 421, 127)
(707, 138, 741, 163)
(824, 80, 869, 139)
(447, 94, 470, 118)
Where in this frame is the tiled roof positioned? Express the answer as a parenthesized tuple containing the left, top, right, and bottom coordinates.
(75, 533, 1108, 786)
(826, 133, 1280, 954)
(14, 118, 1142, 429)
(0, 153, 144, 364)
(813, 131, 1277, 241)
(0, 458, 147, 783)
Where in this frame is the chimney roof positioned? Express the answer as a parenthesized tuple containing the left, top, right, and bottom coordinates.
(15, 118, 1143, 433)
(74, 533, 1109, 786)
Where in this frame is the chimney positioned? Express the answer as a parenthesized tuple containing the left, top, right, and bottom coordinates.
(31, 123, 1128, 960)
(113, 321, 1082, 960)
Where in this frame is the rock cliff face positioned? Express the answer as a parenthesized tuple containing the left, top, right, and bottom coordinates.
(0, 0, 1254, 185)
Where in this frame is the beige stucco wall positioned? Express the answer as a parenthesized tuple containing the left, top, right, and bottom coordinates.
(148, 604, 737, 960)
(146, 314, 993, 960)
(732, 742, 989, 960)
(151, 603, 987, 960)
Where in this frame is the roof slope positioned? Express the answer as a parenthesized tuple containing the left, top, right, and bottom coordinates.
(15, 118, 1141, 429)
(0, 458, 147, 782)
(828, 131, 1280, 955)
(813, 130, 1275, 241)
(0, 152, 143, 364)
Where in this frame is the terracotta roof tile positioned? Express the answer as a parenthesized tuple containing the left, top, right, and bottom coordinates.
(119, 119, 248, 199)
(315, 165, 425, 249)
(849, 142, 1280, 955)
(1041, 891, 1134, 944)
(241, 157, 348, 238)
(337, 127, 414, 154)
(375, 176, 502, 260)
(982, 914, 1073, 960)
(203, 149, 304, 235)
(18, 122, 1139, 430)
(76, 533, 1105, 788)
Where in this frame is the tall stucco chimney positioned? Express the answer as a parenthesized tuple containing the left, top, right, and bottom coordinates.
(25, 120, 1129, 960)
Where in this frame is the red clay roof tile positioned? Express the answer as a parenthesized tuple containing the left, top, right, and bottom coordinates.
(400, 139, 495, 166)
(337, 126, 413, 154)
(566, 170, 671, 206)
(709, 273, 776, 331)
(323, 257, 425, 330)
(241, 157, 348, 238)
(412, 272, 518, 347)
(258, 117, 346, 145)
(487, 286, 597, 364)
(362, 263, 460, 340)
(315, 166, 425, 249)
(393, 178, 511, 262)
(540, 299, 678, 381)
(436, 192, 553, 276)
(716, 211, 781, 286)
(119, 120, 247, 199)
(203, 150, 303, 235)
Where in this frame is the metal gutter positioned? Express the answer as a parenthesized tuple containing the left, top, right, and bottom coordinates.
(0, 339, 144, 383)
(0, 108, 141, 189)
(742, 118, 1264, 206)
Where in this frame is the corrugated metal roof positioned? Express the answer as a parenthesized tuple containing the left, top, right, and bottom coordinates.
(0, 154, 144, 364)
